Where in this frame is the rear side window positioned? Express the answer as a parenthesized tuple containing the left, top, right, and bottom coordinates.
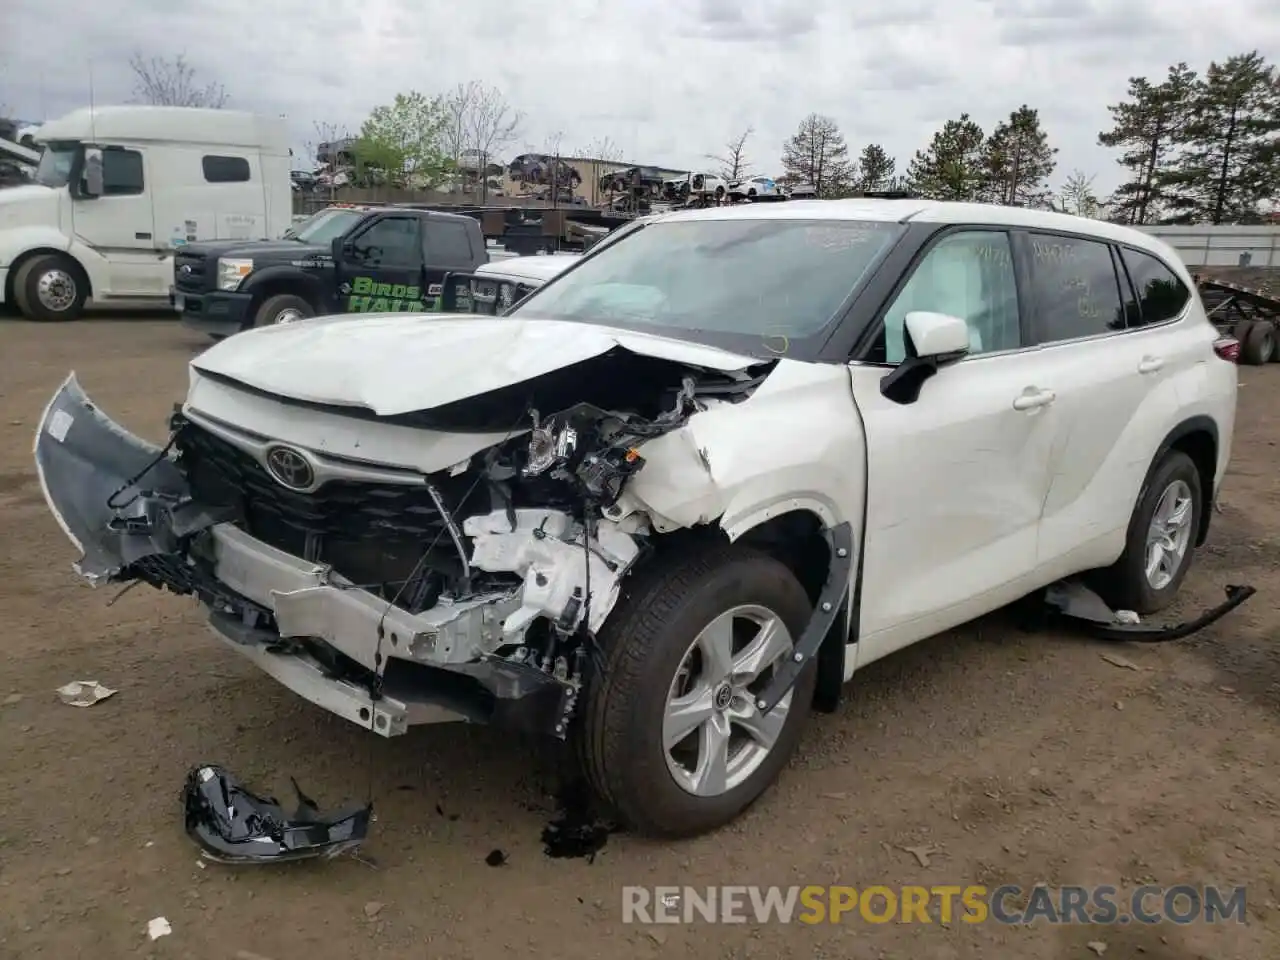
(424, 220, 475, 267)
(349, 216, 421, 268)
(102, 148, 144, 196)
(1119, 247, 1192, 326)
(202, 155, 251, 183)
(1027, 233, 1125, 343)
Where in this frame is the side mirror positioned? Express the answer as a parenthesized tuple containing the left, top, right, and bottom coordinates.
(880, 311, 971, 406)
(81, 148, 104, 198)
(903, 311, 970, 359)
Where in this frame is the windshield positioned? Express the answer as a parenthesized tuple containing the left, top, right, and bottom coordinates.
(35, 143, 78, 188)
(508, 217, 903, 355)
(284, 208, 364, 244)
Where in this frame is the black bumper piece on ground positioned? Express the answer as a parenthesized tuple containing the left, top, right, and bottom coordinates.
(178, 290, 253, 337)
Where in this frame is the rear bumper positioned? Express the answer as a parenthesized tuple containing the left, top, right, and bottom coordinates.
(32, 375, 580, 738)
(179, 290, 253, 337)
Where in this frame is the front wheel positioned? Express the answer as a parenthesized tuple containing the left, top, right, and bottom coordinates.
(251, 293, 314, 329)
(1091, 450, 1202, 615)
(577, 544, 817, 838)
(13, 254, 87, 322)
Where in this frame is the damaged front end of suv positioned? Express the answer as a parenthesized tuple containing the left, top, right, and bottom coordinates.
(34, 323, 847, 764)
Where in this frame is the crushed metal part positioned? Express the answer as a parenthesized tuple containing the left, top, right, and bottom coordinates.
(1044, 579, 1255, 643)
(182, 764, 371, 863)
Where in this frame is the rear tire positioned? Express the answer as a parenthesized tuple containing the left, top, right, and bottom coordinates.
(1090, 450, 1202, 615)
(14, 254, 87, 322)
(1240, 320, 1275, 365)
(251, 293, 313, 329)
(576, 543, 818, 839)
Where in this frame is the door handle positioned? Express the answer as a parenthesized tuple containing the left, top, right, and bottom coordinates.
(1012, 388, 1056, 411)
(1137, 356, 1164, 374)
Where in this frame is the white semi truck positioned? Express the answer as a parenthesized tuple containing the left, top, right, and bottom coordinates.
(0, 105, 292, 321)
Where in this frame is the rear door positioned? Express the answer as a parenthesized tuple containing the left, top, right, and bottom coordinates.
(1015, 230, 1186, 575)
(848, 227, 1059, 666)
(337, 213, 427, 312)
(423, 218, 483, 306)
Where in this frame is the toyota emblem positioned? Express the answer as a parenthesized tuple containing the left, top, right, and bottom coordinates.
(264, 445, 315, 490)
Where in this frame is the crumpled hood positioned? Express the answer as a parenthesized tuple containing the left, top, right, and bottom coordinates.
(0, 184, 61, 231)
(190, 313, 763, 416)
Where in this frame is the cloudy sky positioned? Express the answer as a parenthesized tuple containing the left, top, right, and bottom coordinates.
(2, 0, 1277, 193)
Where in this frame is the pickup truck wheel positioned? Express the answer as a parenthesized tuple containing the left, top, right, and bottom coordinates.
(577, 544, 817, 838)
(14, 254, 87, 322)
(252, 293, 313, 329)
(1090, 450, 1202, 616)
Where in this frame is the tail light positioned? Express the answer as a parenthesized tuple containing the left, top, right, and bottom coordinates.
(1213, 337, 1240, 363)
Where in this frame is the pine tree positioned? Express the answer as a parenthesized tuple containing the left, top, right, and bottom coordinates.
(855, 143, 895, 191)
(980, 105, 1057, 207)
(1098, 64, 1198, 225)
(781, 114, 855, 197)
(905, 114, 986, 201)
(1165, 52, 1280, 224)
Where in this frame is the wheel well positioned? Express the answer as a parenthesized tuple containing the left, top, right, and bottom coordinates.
(734, 510, 848, 714)
(1166, 428, 1217, 546)
(5, 248, 91, 305)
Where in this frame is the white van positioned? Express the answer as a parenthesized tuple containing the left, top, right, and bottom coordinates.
(0, 106, 291, 321)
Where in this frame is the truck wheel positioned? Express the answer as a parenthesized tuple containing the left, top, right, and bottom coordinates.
(577, 543, 818, 838)
(1239, 321, 1275, 365)
(1090, 450, 1202, 616)
(14, 254, 87, 322)
(252, 293, 313, 329)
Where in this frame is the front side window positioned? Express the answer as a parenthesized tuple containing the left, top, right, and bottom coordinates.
(35, 143, 78, 188)
(509, 217, 904, 356)
(873, 230, 1022, 364)
(348, 217, 421, 268)
(1027, 233, 1125, 342)
(100, 148, 144, 196)
(1120, 247, 1192, 327)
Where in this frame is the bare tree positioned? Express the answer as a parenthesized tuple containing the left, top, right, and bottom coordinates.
(1057, 169, 1102, 218)
(129, 52, 228, 108)
(711, 127, 753, 181)
(441, 81, 522, 197)
(581, 135, 624, 203)
(305, 120, 351, 169)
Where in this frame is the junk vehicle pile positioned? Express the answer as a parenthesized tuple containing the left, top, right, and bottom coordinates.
(34, 198, 1252, 839)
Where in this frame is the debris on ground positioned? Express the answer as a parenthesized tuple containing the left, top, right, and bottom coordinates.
(903, 844, 942, 868)
(146, 917, 172, 940)
(363, 901, 384, 919)
(182, 764, 372, 863)
(541, 779, 616, 862)
(55, 680, 116, 707)
(3, 693, 22, 706)
(485, 849, 508, 867)
(1087, 940, 1107, 956)
(1100, 653, 1141, 671)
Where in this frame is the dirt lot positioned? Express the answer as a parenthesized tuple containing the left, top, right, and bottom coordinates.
(0, 317, 1277, 960)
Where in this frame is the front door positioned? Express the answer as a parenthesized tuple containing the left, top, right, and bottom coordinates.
(70, 145, 162, 297)
(847, 228, 1058, 668)
(336, 214, 427, 313)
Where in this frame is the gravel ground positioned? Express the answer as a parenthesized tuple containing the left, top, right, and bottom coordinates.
(0, 317, 1277, 960)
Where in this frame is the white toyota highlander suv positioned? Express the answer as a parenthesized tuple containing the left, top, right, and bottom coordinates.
(34, 200, 1238, 839)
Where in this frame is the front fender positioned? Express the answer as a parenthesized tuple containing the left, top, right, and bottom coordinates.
(0, 226, 72, 268)
(240, 266, 327, 306)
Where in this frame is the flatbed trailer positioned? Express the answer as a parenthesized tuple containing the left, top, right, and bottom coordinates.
(1195, 267, 1280, 365)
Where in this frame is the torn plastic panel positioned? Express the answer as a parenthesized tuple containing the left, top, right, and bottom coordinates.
(182, 764, 371, 863)
(1044, 579, 1255, 642)
(33, 374, 227, 584)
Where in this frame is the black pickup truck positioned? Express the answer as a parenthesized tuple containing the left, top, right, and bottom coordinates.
(172, 205, 489, 337)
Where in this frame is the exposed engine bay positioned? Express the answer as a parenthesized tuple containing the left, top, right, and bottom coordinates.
(35, 348, 777, 740)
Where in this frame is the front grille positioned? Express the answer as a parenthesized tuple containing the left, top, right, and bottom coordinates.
(174, 252, 212, 294)
(174, 421, 484, 610)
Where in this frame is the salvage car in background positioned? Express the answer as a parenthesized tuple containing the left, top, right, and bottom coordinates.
(34, 200, 1238, 839)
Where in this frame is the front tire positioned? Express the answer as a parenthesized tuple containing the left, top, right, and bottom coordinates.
(1091, 450, 1202, 615)
(251, 293, 313, 329)
(14, 254, 87, 322)
(577, 543, 817, 838)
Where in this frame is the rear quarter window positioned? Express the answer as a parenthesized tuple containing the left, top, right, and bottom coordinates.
(1119, 247, 1192, 326)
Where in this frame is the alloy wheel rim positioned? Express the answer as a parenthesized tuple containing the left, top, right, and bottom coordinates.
(1144, 478, 1194, 590)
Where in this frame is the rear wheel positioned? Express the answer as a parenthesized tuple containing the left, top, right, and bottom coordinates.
(577, 543, 817, 838)
(1091, 450, 1202, 615)
(251, 293, 313, 329)
(1239, 320, 1275, 365)
(14, 254, 87, 322)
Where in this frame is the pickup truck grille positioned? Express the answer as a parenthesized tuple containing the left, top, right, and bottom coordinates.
(173, 421, 481, 611)
(174, 252, 212, 294)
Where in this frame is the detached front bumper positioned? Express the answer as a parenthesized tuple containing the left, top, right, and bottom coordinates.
(34, 375, 579, 738)
(178, 290, 252, 337)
